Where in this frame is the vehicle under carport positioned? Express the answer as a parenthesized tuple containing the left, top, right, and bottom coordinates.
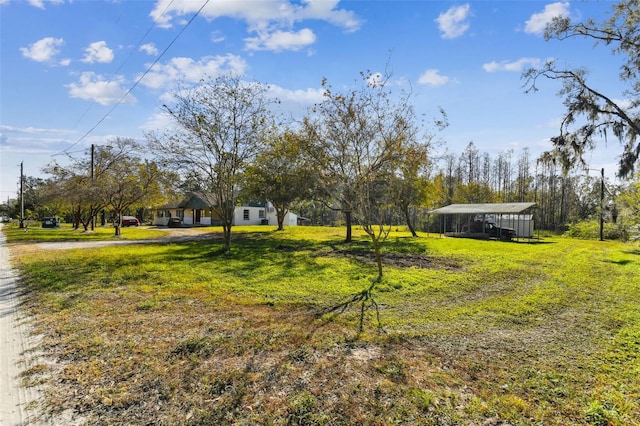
(430, 202, 537, 241)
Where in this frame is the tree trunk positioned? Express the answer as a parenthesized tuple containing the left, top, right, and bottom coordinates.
(222, 223, 232, 253)
(114, 211, 122, 237)
(344, 210, 352, 243)
(74, 206, 81, 230)
(402, 205, 418, 237)
(276, 206, 287, 231)
(373, 239, 383, 282)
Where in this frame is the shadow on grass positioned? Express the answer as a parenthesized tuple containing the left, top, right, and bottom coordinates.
(604, 259, 634, 266)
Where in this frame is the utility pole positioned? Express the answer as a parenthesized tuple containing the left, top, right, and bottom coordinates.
(19, 161, 24, 229)
(599, 167, 604, 242)
(91, 144, 95, 231)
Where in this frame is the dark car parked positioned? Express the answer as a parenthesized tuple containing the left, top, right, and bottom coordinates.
(121, 216, 140, 227)
(483, 222, 516, 241)
(41, 217, 60, 228)
(167, 217, 182, 228)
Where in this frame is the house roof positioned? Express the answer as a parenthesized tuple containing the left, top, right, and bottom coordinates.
(430, 202, 537, 215)
(177, 192, 218, 209)
(155, 201, 181, 210)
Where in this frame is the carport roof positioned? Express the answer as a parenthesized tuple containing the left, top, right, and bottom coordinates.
(430, 202, 537, 215)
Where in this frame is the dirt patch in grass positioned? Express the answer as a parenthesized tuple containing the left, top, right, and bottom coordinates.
(327, 248, 463, 270)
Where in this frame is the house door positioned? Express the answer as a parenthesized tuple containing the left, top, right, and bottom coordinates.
(195, 209, 201, 224)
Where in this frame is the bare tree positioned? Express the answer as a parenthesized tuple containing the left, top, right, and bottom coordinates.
(149, 75, 278, 252)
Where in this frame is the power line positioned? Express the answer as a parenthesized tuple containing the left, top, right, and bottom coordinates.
(67, 0, 177, 136)
(57, 0, 210, 157)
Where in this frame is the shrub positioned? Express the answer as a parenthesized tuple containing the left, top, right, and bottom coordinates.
(564, 220, 628, 241)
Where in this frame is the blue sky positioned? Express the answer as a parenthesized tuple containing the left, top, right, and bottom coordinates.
(0, 0, 627, 199)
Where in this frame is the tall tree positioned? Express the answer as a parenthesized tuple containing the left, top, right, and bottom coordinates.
(149, 75, 277, 252)
(305, 71, 442, 331)
(44, 142, 127, 231)
(243, 130, 313, 230)
(100, 139, 163, 236)
(390, 142, 435, 237)
(523, 0, 640, 177)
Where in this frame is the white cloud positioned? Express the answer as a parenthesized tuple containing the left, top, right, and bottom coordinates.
(436, 4, 471, 39)
(295, 0, 362, 33)
(26, 0, 64, 8)
(27, 0, 45, 8)
(483, 57, 543, 72)
(140, 43, 159, 56)
(267, 84, 325, 104)
(367, 72, 384, 88)
(20, 37, 64, 63)
(210, 31, 226, 43)
(0, 124, 75, 135)
(418, 69, 451, 87)
(140, 110, 173, 132)
(67, 72, 136, 106)
(139, 54, 248, 90)
(82, 41, 114, 64)
(150, 0, 362, 51)
(245, 28, 316, 52)
(525, 2, 570, 35)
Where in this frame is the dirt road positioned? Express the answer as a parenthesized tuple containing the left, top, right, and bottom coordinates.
(0, 226, 218, 425)
(0, 224, 42, 425)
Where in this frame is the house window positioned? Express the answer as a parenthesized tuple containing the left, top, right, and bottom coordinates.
(258, 209, 265, 219)
(243, 209, 250, 220)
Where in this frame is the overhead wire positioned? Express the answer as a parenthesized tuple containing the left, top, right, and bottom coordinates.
(56, 0, 211, 157)
(66, 0, 175, 137)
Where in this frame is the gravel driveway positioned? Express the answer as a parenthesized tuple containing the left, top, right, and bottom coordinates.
(0, 224, 43, 425)
(0, 226, 219, 425)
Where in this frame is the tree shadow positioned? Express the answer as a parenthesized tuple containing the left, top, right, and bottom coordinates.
(603, 259, 634, 266)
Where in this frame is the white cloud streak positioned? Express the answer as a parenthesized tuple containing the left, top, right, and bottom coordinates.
(525, 2, 570, 35)
(81, 41, 114, 64)
(418, 69, 451, 87)
(140, 43, 159, 56)
(436, 4, 471, 39)
(149, 0, 362, 52)
(20, 37, 64, 63)
(483, 57, 543, 72)
(67, 72, 136, 106)
(139, 54, 248, 90)
(245, 28, 316, 52)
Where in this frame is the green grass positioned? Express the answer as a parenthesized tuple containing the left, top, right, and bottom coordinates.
(5, 225, 640, 425)
(3, 222, 168, 242)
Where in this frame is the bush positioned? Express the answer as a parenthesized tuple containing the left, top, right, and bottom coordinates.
(564, 220, 628, 241)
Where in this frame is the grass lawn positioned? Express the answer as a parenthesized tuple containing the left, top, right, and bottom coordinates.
(5, 224, 640, 425)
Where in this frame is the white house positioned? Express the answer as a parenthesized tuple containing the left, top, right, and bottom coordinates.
(153, 193, 298, 227)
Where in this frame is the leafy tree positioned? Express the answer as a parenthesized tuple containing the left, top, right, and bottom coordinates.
(149, 75, 277, 252)
(243, 130, 312, 230)
(523, 0, 640, 177)
(306, 71, 441, 331)
(389, 142, 434, 237)
(100, 139, 164, 236)
(44, 146, 117, 231)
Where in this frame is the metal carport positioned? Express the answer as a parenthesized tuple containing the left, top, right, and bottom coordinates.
(430, 202, 537, 240)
